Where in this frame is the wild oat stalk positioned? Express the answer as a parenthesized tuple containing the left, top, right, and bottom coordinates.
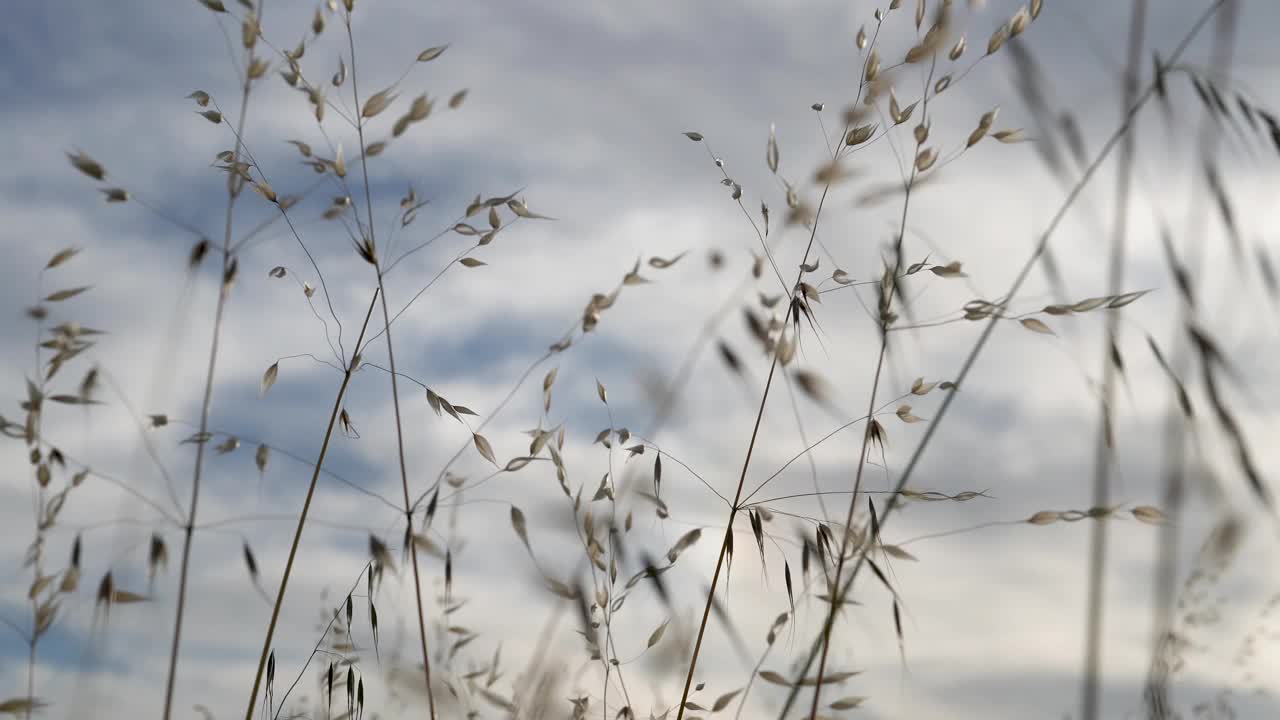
(342, 7, 439, 716)
(243, 291, 381, 720)
(807, 44, 942, 720)
(163, 5, 265, 717)
(673, 109, 857, 720)
(1144, 3, 1240, 717)
(1081, 1, 1147, 718)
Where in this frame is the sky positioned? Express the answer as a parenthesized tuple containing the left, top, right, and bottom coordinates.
(3, 1, 1280, 719)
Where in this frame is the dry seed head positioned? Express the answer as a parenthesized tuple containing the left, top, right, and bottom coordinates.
(865, 49, 880, 82)
(986, 24, 1007, 55)
(814, 160, 848, 184)
(67, 150, 106, 180)
(1020, 318, 1054, 335)
(1132, 506, 1167, 525)
(922, 13, 947, 48)
(766, 123, 779, 173)
(252, 181, 277, 203)
(242, 12, 258, 49)
(1009, 6, 1029, 36)
(333, 58, 347, 87)
(333, 145, 346, 177)
(409, 94, 432, 121)
(930, 260, 965, 277)
(1028, 511, 1060, 525)
(247, 58, 269, 79)
(361, 86, 398, 118)
(417, 45, 447, 62)
(1030, 0, 1042, 18)
(312, 7, 325, 34)
(845, 123, 876, 146)
(891, 93, 917, 125)
(934, 75, 951, 94)
(856, 26, 867, 49)
(392, 114, 411, 138)
(914, 147, 937, 172)
(914, 122, 929, 144)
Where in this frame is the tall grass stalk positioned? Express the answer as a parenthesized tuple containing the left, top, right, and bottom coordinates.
(344, 9, 438, 714)
(809, 51, 939, 717)
(675, 138, 851, 720)
(1081, 1, 1147, 717)
(163, 8, 265, 715)
(243, 291, 380, 720)
(1144, 3, 1239, 716)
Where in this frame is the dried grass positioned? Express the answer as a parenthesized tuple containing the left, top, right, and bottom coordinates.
(5, 1, 1280, 719)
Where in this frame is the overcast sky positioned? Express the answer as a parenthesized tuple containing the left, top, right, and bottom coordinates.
(3, 1, 1280, 719)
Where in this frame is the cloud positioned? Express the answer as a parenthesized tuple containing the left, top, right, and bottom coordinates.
(3, 1, 1280, 719)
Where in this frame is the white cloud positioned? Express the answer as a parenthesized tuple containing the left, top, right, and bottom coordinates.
(3, 1, 1280, 719)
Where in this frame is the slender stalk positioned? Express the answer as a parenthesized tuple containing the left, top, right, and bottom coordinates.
(675, 158, 845, 719)
(1081, 2, 1147, 718)
(345, 10, 438, 715)
(1144, 4, 1237, 716)
(25, 637, 36, 720)
(26, 265, 49, 720)
(271, 563, 372, 720)
(675, 354, 781, 720)
(163, 242, 232, 720)
(163, 19, 262, 713)
(806, 344, 887, 718)
(244, 290, 381, 720)
(373, 274, 438, 718)
(807, 46, 937, 716)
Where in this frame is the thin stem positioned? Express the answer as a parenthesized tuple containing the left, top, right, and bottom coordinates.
(243, 290, 381, 720)
(675, 128, 847, 720)
(1144, 3, 1237, 717)
(271, 564, 372, 720)
(344, 10, 438, 715)
(807, 344, 888, 718)
(808, 48, 936, 713)
(374, 273, 439, 718)
(674, 351, 780, 720)
(162, 18, 261, 714)
(1081, 2, 1147, 718)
